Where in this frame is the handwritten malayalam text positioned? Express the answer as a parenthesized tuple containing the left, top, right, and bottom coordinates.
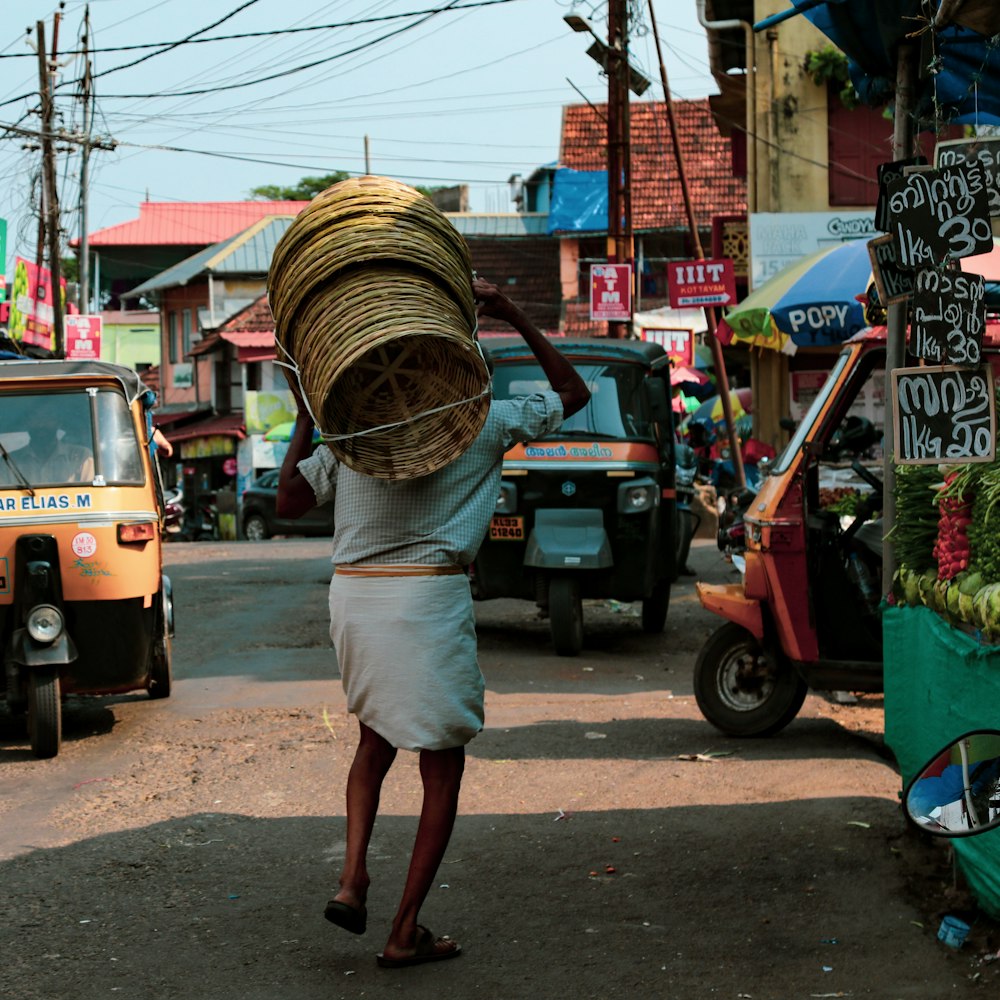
(887, 162, 993, 267)
(911, 268, 986, 365)
(894, 365, 995, 464)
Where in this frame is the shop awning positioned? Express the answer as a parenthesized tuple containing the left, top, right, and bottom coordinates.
(186, 329, 275, 362)
(163, 411, 246, 444)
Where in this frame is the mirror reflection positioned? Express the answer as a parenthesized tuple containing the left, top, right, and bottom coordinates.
(905, 731, 1000, 837)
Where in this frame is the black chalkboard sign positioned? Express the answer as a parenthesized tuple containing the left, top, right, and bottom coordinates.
(875, 156, 927, 231)
(892, 364, 996, 465)
(886, 161, 993, 267)
(868, 234, 915, 305)
(911, 268, 986, 365)
(935, 136, 1000, 217)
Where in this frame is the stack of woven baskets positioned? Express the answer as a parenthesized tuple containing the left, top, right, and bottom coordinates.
(268, 175, 490, 480)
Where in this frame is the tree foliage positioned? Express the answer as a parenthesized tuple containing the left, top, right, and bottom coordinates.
(249, 172, 447, 202)
(249, 172, 350, 200)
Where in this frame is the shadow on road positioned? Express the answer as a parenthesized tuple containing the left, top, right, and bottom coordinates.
(0, 800, 987, 1000)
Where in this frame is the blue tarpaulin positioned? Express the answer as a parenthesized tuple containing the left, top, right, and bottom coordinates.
(547, 168, 608, 235)
(788, 0, 1000, 125)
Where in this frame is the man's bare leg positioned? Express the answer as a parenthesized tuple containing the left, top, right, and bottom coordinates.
(380, 745, 465, 960)
(331, 721, 397, 912)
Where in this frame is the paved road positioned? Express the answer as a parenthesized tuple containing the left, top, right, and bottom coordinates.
(0, 538, 993, 999)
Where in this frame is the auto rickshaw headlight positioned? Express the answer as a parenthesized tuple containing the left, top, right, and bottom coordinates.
(495, 481, 518, 514)
(27, 604, 64, 644)
(618, 479, 658, 514)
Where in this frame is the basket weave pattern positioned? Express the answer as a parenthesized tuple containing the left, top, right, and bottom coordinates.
(268, 176, 488, 479)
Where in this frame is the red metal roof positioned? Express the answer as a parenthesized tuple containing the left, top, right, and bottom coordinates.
(559, 99, 746, 231)
(82, 201, 309, 248)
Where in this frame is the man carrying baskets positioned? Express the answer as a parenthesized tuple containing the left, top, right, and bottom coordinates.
(277, 278, 590, 968)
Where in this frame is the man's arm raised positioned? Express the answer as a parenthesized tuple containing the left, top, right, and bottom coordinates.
(472, 277, 590, 418)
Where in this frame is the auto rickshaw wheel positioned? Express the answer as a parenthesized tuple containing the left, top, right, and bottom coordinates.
(27, 667, 61, 759)
(549, 575, 584, 657)
(148, 633, 173, 700)
(148, 589, 173, 700)
(641, 582, 670, 633)
(693, 622, 807, 737)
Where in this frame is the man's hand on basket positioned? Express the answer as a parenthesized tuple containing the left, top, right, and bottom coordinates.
(473, 277, 520, 324)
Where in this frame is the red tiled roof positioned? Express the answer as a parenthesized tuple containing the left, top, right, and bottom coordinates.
(559, 100, 746, 232)
(468, 238, 561, 334)
(81, 201, 309, 248)
(217, 295, 275, 335)
(563, 301, 605, 338)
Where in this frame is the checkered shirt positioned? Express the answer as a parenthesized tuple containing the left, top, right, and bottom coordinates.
(299, 391, 563, 566)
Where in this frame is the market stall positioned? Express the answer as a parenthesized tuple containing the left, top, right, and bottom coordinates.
(759, 0, 1000, 919)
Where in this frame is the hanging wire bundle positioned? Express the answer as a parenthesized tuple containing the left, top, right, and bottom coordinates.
(268, 175, 490, 480)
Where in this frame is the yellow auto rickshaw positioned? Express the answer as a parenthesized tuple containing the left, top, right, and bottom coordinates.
(0, 359, 174, 758)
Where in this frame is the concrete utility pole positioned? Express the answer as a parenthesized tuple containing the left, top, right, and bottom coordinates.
(37, 16, 65, 358)
(606, 0, 633, 339)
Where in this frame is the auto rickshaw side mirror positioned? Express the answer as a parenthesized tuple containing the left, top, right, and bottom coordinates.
(903, 729, 1000, 838)
(643, 377, 671, 425)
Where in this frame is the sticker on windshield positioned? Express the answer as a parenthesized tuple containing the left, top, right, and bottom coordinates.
(71, 532, 98, 558)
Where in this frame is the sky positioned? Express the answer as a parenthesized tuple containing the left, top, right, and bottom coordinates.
(0, 0, 718, 272)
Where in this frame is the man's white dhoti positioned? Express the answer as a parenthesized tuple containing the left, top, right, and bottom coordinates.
(328, 572, 485, 751)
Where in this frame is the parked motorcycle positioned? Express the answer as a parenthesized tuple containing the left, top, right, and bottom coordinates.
(162, 486, 184, 537)
(675, 442, 700, 575)
(181, 498, 217, 542)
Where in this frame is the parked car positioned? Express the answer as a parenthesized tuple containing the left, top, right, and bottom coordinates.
(241, 469, 334, 540)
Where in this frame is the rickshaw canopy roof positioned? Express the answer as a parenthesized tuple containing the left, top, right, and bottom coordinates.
(0, 359, 151, 406)
(484, 337, 669, 368)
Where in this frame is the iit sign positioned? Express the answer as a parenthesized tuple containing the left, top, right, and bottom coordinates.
(666, 258, 736, 308)
(589, 263, 632, 322)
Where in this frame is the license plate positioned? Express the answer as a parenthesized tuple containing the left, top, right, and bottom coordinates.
(490, 515, 524, 541)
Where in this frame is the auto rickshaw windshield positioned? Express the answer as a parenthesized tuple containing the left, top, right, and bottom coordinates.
(0, 389, 144, 488)
(491, 362, 655, 440)
(771, 351, 852, 475)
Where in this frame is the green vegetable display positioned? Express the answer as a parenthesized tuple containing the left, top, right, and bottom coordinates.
(888, 464, 940, 574)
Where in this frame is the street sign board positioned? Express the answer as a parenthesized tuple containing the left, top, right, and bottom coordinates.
(666, 258, 736, 308)
(589, 263, 632, 322)
(65, 314, 102, 360)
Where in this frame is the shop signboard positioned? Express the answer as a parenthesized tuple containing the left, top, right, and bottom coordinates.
(875, 156, 928, 231)
(666, 258, 736, 308)
(868, 234, 915, 304)
(244, 390, 295, 435)
(639, 327, 693, 366)
(886, 161, 993, 267)
(7, 257, 65, 348)
(0, 218, 6, 302)
(911, 269, 985, 366)
(892, 365, 995, 465)
(589, 263, 632, 322)
(749, 211, 876, 289)
(935, 136, 1000, 217)
(65, 315, 102, 360)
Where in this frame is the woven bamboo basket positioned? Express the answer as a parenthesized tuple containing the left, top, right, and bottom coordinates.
(268, 176, 489, 479)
